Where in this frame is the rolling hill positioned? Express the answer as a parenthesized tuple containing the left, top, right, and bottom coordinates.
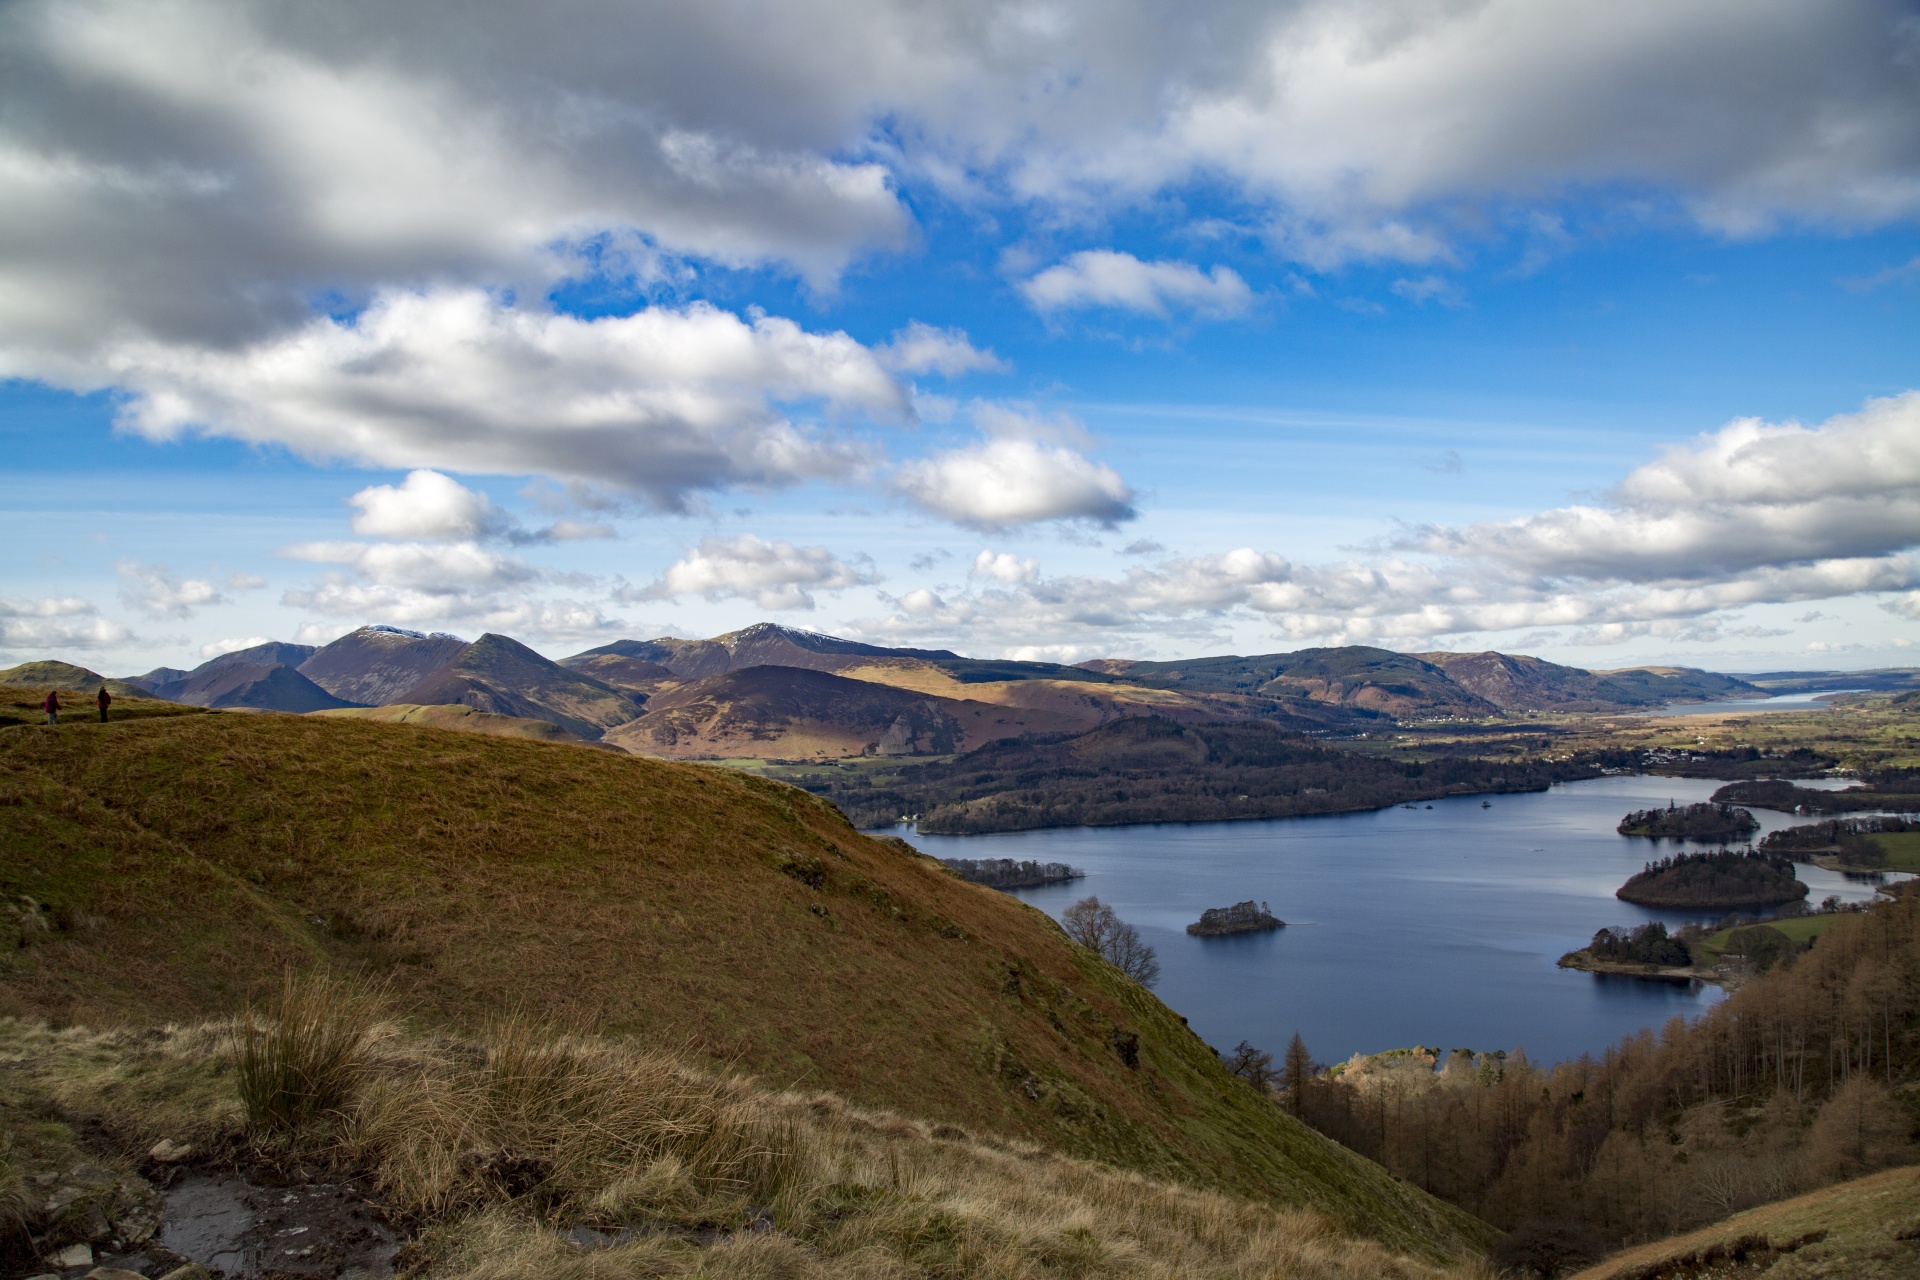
(603, 664, 1088, 758)
(1083, 646, 1759, 715)
(0, 710, 1486, 1259)
(0, 660, 159, 702)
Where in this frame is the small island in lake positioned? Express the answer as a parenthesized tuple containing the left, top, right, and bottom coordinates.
(1616, 801, 1759, 840)
(940, 857, 1085, 890)
(1187, 900, 1284, 936)
(1615, 848, 1807, 910)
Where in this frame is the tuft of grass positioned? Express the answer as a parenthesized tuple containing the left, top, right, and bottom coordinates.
(235, 969, 384, 1136)
(4, 1014, 1486, 1280)
(353, 1015, 800, 1224)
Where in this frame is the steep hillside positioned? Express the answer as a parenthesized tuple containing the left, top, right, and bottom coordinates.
(604, 664, 1085, 758)
(393, 632, 642, 739)
(125, 641, 319, 701)
(165, 660, 356, 711)
(297, 625, 470, 704)
(0, 712, 1485, 1258)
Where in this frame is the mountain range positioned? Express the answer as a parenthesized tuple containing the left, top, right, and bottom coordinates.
(0, 621, 1813, 759)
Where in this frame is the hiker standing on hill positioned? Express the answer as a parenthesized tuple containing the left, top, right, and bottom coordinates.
(42, 689, 58, 725)
(96, 685, 111, 723)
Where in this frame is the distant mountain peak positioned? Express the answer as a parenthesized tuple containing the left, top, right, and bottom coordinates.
(359, 623, 465, 642)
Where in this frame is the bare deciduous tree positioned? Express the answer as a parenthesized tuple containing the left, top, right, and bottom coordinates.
(1061, 896, 1160, 987)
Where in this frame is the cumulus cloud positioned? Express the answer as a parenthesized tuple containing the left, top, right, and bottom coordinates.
(851, 390, 1920, 655)
(1021, 251, 1253, 318)
(115, 559, 228, 619)
(1410, 392, 1920, 578)
(971, 550, 1038, 585)
(0, 0, 1910, 405)
(350, 469, 616, 544)
(0, 596, 130, 651)
(350, 470, 511, 542)
(279, 538, 619, 640)
(111, 290, 906, 510)
(637, 534, 879, 610)
(877, 322, 1006, 376)
(896, 438, 1137, 530)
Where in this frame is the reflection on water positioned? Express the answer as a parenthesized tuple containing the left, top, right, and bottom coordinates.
(884, 775, 1903, 1066)
(1652, 689, 1863, 716)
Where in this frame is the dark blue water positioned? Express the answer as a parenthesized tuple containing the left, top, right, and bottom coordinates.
(884, 775, 1902, 1067)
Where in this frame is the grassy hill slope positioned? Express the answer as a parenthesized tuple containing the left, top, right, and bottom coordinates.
(1569, 1166, 1920, 1279)
(0, 661, 158, 702)
(0, 712, 1488, 1260)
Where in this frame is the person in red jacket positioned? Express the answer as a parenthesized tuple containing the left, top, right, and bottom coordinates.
(96, 685, 111, 723)
(42, 688, 59, 725)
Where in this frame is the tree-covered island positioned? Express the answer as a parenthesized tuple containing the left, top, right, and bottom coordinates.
(1616, 801, 1759, 839)
(1615, 848, 1808, 910)
(1186, 900, 1284, 936)
(939, 858, 1084, 889)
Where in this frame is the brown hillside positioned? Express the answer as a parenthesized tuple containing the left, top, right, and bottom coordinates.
(0, 711, 1485, 1258)
(393, 632, 642, 739)
(605, 664, 1084, 758)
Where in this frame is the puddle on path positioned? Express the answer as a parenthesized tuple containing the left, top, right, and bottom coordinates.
(160, 1173, 400, 1279)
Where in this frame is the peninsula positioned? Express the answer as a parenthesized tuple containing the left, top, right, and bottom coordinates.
(1616, 801, 1758, 840)
(1615, 849, 1808, 910)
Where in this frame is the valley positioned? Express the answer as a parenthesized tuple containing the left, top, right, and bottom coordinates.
(6, 630, 1920, 1278)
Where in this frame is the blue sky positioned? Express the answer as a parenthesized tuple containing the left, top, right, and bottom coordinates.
(2, 0, 1918, 675)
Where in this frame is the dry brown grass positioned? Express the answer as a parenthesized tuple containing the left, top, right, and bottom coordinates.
(235, 969, 386, 1135)
(0, 1011, 1487, 1280)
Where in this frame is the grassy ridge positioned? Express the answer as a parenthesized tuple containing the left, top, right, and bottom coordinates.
(0, 712, 1488, 1261)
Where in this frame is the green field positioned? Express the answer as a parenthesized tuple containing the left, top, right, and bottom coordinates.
(1694, 912, 1846, 965)
(1868, 831, 1920, 870)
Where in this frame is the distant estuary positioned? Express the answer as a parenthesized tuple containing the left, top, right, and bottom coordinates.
(882, 775, 1900, 1066)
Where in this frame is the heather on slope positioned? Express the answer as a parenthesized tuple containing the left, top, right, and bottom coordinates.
(0, 711, 1484, 1259)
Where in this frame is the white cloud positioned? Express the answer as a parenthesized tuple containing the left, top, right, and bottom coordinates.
(0, 596, 130, 651)
(896, 438, 1137, 530)
(109, 290, 907, 510)
(1412, 392, 1920, 579)
(638, 534, 879, 610)
(971, 550, 1039, 585)
(877, 322, 1006, 376)
(852, 391, 1920, 655)
(1021, 251, 1253, 318)
(350, 469, 510, 541)
(115, 559, 226, 618)
(0, 0, 1911, 406)
(200, 635, 273, 658)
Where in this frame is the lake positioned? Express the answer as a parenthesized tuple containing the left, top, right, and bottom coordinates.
(881, 775, 1902, 1068)
(1653, 689, 1864, 716)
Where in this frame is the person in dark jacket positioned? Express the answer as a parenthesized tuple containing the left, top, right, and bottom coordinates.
(42, 689, 59, 725)
(96, 685, 111, 723)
